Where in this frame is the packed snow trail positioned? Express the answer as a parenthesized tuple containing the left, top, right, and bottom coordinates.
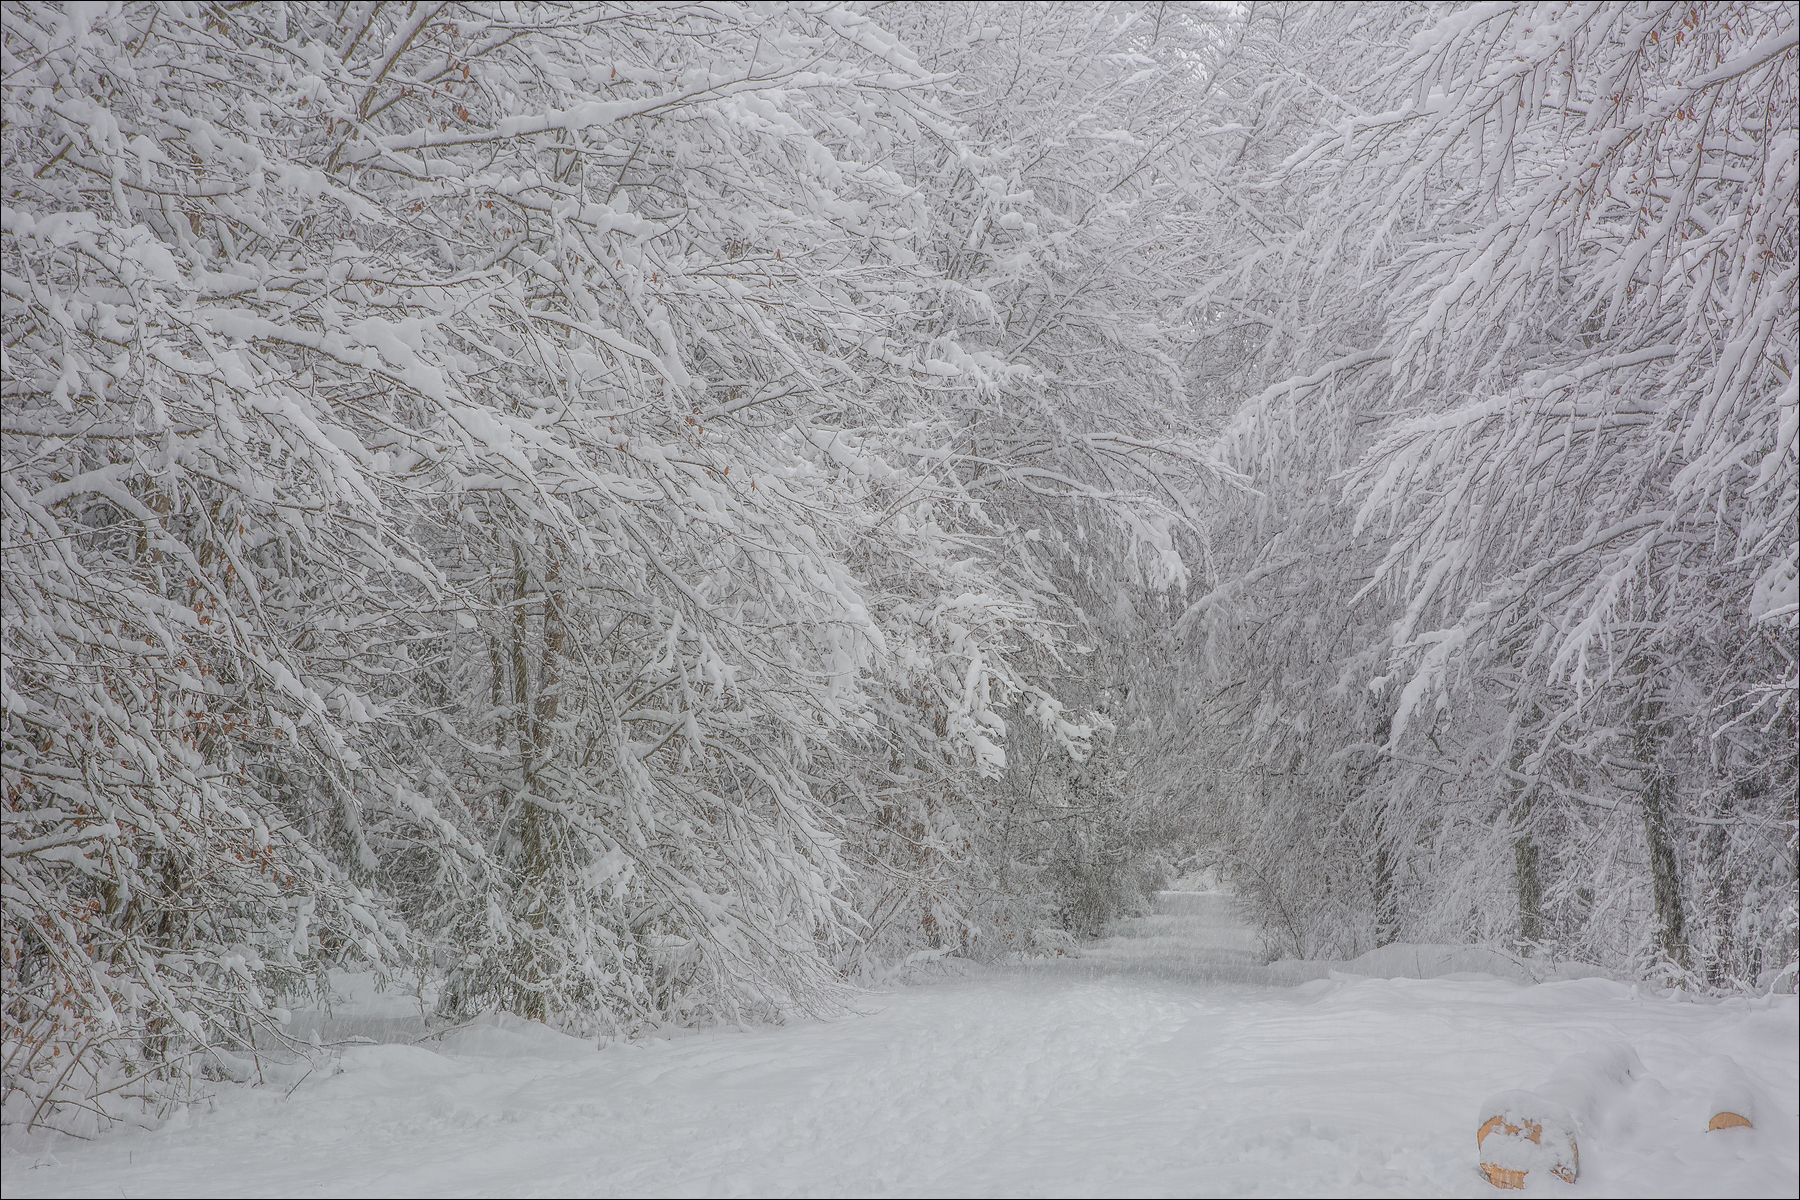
(7, 894, 1795, 1199)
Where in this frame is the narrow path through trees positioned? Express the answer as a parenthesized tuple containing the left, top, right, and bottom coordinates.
(10, 893, 1795, 1198)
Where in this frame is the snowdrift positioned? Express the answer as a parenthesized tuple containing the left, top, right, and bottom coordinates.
(1264, 941, 1609, 984)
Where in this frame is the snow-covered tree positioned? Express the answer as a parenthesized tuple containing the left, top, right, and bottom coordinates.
(1187, 1, 1797, 982)
(8, 0, 1792, 1139)
(2, 0, 1219, 1126)
(0, 0, 991, 1120)
(849, 0, 1238, 945)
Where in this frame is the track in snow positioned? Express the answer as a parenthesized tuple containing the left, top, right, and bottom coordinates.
(7, 893, 1796, 1198)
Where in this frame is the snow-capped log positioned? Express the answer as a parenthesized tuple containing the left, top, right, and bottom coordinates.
(1700, 1054, 1757, 1131)
(1476, 1091, 1580, 1189)
(1475, 1043, 1640, 1187)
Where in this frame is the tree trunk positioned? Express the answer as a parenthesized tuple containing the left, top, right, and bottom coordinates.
(511, 545, 532, 770)
(531, 551, 566, 769)
(1507, 735, 1545, 948)
(489, 582, 509, 756)
(1371, 843, 1398, 948)
(517, 548, 568, 1021)
(1514, 833, 1544, 946)
(1632, 682, 1688, 970)
(1365, 709, 1399, 947)
(1700, 771, 1753, 985)
(509, 544, 549, 1020)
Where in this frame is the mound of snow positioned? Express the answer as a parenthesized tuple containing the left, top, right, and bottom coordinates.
(1309, 942, 1609, 983)
(431, 1013, 599, 1061)
(1028, 928, 1083, 958)
(332, 1042, 466, 1080)
(1536, 1041, 1642, 1126)
(1342, 942, 1532, 980)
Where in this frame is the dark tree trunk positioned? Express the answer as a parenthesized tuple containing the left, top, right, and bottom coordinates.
(1507, 733, 1545, 948)
(509, 543, 550, 1020)
(1514, 833, 1544, 946)
(1632, 681, 1688, 970)
(1364, 709, 1399, 947)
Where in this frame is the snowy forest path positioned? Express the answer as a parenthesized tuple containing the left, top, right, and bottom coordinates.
(8, 893, 1795, 1198)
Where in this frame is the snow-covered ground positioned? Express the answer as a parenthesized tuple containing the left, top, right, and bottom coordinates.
(7, 893, 1794, 1198)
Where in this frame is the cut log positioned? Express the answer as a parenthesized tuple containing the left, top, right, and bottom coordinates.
(1701, 1055, 1755, 1132)
(1477, 1090, 1579, 1189)
(1475, 1116, 1529, 1189)
(1476, 1043, 1645, 1187)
